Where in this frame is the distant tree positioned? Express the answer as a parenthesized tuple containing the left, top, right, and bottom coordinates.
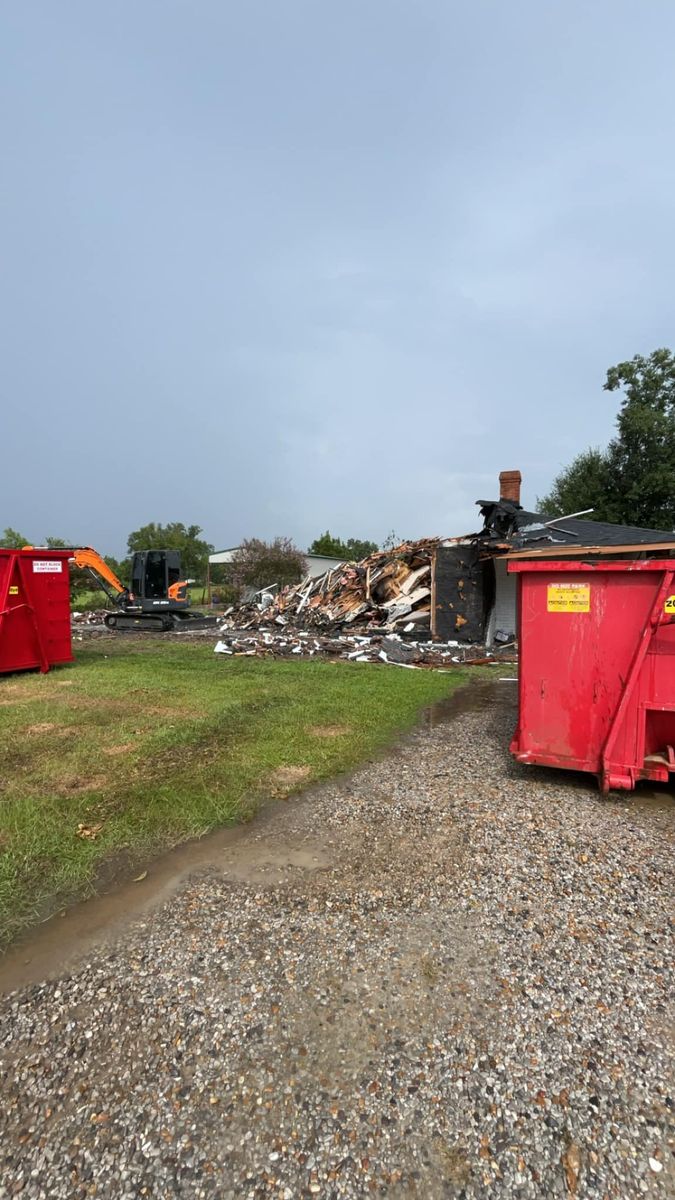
(538, 349, 675, 530)
(103, 555, 129, 584)
(537, 448, 612, 521)
(309, 531, 379, 560)
(231, 538, 307, 591)
(126, 522, 214, 580)
(309, 531, 346, 557)
(44, 536, 69, 548)
(603, 349, 675, 528)
(0, 527, 30, 548)
(345, 536, 379, 559)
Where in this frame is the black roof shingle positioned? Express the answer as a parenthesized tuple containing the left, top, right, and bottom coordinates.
(476, 500, 675, 550)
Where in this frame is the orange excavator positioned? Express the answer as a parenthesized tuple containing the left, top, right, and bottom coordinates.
(70, 547, 217, 632)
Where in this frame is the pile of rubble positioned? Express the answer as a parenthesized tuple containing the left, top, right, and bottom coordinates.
(71, 609, 109, 625)
(234, 538, 440, 634)
(214, 626, 516, 669)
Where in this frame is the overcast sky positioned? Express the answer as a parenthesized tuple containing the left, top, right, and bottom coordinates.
(2, 2, 675, 556)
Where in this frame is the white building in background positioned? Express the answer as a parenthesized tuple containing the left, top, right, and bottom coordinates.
(208, 548, 346, 592)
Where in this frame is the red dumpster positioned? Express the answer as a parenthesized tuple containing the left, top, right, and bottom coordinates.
(508, 558, 675, 792)
(0, 548, 73, 674)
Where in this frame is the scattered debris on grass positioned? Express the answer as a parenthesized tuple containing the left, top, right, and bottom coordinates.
(214, 626, 516, 669)
(72, 609, 110, 625)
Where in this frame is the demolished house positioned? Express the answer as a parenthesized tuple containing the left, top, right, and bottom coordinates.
(221, 470, 675, 649)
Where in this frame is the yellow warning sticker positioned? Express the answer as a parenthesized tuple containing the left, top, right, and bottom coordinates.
(9, 586, 18, 596)
(665, 595, 675, 615)
(547, 583, 590, 613)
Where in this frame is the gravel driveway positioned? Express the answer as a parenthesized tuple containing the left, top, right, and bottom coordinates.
(1, 683, 672, 1199)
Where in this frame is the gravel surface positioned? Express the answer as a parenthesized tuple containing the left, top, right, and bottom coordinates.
(0, 684, 672, 1199)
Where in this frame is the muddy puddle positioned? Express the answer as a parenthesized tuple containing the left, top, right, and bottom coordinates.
(0, 680, 497, 996)
(423, 678, 505, 728)
(0, 824, 331, 997)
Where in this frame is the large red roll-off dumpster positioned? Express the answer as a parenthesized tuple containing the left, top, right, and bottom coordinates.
(509, 558, 675, 792)
(0, 548, 73, 674)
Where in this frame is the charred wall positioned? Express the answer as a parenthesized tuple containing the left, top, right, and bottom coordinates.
(432, 544, 490, 642)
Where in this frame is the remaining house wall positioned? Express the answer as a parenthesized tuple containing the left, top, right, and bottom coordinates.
(432, 545, 484, 642)
(492, 556, 517, 640)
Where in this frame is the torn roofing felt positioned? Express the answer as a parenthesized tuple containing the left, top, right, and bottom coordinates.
(476, 500, 675, 550)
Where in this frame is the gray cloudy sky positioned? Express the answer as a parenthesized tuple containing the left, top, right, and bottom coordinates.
(2, 1, 675, 556)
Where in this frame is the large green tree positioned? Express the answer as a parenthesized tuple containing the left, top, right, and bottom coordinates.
(537, 448, 613, 522)
(539, 349, 675, 529)
(126, 522, 214, 581)
(309, 531, 379, 560)
(603, 349, 675, 528)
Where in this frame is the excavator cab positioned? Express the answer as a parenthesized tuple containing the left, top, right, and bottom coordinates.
(130, 551, 189, 611)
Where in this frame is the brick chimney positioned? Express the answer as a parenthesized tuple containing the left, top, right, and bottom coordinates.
(499, 469, 522, 505)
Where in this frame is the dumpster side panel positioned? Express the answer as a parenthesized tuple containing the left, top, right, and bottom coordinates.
(0, 551, 73, 674)
(510, 559, 675, 789)
(590, 574, 664, 772)
(513, 569, 655, 772)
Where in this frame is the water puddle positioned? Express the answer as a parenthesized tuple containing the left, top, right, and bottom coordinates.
(423, 679, 504, 728)
(0, 823, 330, 996)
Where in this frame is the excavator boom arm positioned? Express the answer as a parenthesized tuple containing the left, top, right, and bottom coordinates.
(70, 548, 129, 604)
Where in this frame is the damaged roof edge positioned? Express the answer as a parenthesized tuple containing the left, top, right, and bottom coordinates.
(478, 499, 675, 551)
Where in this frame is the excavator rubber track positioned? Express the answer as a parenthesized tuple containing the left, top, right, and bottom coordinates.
(104, 611, 218, 632)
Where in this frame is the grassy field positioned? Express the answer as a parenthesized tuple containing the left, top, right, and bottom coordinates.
(0, 638, 467, 947)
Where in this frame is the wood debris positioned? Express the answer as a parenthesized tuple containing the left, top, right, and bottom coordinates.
(234, 538, 440, 635)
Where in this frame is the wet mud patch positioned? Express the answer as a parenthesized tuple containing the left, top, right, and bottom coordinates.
(0, 830, 332, 994)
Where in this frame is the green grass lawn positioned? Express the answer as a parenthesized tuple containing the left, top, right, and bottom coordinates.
(0, 638, 467, 947)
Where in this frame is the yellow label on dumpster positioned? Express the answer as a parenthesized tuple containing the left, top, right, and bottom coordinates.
(665, 595, 675, 615)
(547, 583, 590, 613)
(9, 586, 18, 596)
